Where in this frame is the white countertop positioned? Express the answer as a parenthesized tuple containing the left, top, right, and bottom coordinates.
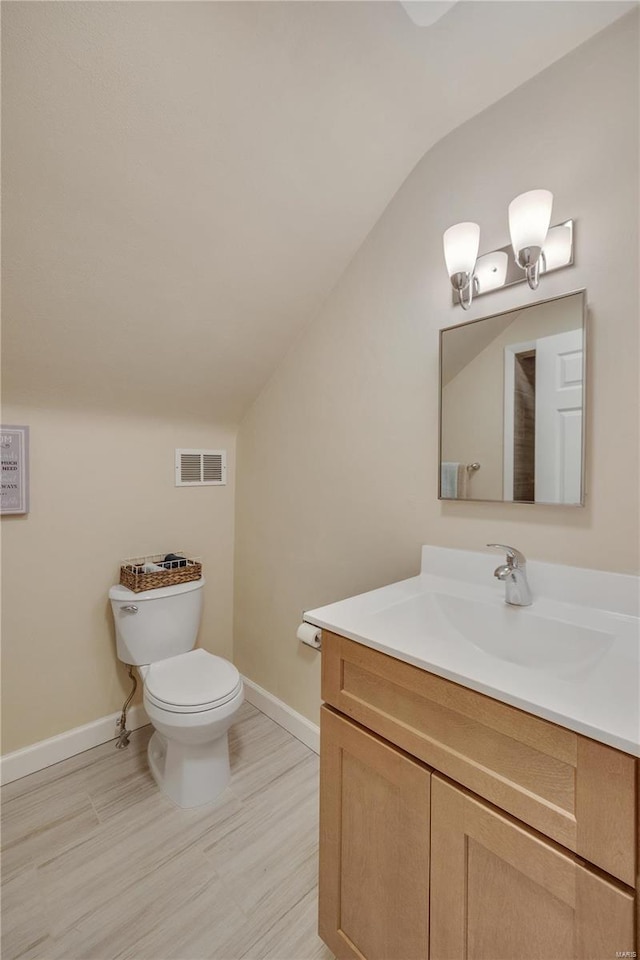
(305, 546, 640, 757)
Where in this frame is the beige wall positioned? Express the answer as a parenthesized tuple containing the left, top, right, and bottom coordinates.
(1, 405, 235, 753)
(2, 13, 637, 758)
(442, 294, 583, 500)
(234, 13, 639, 725)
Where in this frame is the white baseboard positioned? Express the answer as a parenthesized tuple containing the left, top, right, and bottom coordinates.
(0, 703, 150, 786)
(241, 676, 320, 755)
(0, 678, 319, 787)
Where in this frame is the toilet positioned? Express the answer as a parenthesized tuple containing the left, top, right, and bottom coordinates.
(108, 577, 243, 808)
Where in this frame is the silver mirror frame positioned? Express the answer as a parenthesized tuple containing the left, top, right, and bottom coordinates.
(438, 288, 587, 506)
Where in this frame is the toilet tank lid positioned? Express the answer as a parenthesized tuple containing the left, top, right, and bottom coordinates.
(109, 577, 205, 602)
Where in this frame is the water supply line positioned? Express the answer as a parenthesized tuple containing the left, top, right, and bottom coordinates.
(115, 665, 137, 749)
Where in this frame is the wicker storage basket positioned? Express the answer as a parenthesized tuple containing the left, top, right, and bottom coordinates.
(120, 552, 202, 593)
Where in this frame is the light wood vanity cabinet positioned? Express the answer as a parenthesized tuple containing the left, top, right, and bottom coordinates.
(319, 631, 638, 960)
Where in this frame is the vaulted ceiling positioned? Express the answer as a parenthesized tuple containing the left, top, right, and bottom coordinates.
(2, 1, 632, 423)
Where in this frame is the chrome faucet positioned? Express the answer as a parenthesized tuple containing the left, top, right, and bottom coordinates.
(487, 544, 532, 606)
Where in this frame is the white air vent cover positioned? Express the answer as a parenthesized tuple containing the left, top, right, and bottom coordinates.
(175, 449, 227, 486)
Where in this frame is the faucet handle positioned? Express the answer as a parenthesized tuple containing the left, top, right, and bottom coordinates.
(486, 544, 527, 567)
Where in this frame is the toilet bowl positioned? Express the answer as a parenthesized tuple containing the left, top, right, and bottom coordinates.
(141, 648, 243, 807)
(109, 578, 244, 808)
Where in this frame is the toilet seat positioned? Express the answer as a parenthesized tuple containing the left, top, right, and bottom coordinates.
(144, 648, 242, 714)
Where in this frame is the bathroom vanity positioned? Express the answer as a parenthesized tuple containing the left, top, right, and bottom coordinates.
(305, 547, 639, 960)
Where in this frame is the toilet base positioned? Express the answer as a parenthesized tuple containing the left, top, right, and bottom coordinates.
(147, 729, 231, 808)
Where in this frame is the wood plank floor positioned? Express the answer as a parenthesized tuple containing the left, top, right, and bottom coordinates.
(1, 703, 334, 960)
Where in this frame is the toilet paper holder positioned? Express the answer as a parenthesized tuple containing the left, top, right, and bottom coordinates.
(297, 620, 322, 650)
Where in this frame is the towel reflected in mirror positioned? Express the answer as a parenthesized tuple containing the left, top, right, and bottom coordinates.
(440, 462, 469, 499)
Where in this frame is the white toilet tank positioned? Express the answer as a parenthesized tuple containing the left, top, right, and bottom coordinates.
(109, 578, 205, 665)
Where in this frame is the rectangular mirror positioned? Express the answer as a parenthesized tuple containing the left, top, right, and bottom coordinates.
(439, 290, 586, 505)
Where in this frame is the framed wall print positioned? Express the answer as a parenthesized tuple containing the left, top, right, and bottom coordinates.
(1, 425, 29, 515)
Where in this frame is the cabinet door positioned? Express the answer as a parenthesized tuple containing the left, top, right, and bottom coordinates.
(430, 775, 635, 960)
(319, 706, 431, 960)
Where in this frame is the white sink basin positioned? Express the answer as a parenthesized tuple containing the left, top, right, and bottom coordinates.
(304, 546, 640, 756)
(359, 589, 616, 683)
(433, 593, 614, 681)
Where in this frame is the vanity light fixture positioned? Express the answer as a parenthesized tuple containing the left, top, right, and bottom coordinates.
(508, 189, 553, 290)
(443, 221, 480, 311)
(445, 195, 573, 309)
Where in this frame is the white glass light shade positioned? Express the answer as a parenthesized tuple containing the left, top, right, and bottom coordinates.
(443, 222, 480, 278)
(508, 189, 553, 254)
(474, 251, 508, 293)
(540, 223, 572, 273)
